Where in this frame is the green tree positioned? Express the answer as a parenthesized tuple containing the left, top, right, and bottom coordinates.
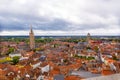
(86, 46, 91, 50)
(112, 55, 118, 61)
(6, 47, 15, 55)
(12, 56, 20, 65)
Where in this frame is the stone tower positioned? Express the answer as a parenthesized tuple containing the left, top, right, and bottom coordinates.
(87, 33, 91, 46)
(29, 25, 35, 49)
(87, 33, 90, 42)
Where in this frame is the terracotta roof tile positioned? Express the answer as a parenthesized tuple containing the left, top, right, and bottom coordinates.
(65, 75, 83, 80)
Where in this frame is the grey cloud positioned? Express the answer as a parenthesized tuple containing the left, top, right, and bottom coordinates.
(0, 0, 120, 35)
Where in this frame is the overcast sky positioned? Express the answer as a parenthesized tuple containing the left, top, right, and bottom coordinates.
(0, 0, 120, 36)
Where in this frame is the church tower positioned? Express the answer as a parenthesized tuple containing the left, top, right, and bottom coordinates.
(87, 33, 91, 42)
(29, 25, 35, 50)
(87, 33, 91, 46)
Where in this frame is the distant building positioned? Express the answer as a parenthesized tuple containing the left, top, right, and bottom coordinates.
(29, 25, 35, 49)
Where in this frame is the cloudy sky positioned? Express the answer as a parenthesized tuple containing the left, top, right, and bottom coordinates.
(0, 0, 120, 36)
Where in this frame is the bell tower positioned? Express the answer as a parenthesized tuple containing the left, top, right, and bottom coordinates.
(87, 33, 91, 46)
(29, 25, 35, 49)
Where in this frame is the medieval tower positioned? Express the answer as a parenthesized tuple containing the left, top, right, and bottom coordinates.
(87, 33, 91, 46)
(29, 25, 35, 49)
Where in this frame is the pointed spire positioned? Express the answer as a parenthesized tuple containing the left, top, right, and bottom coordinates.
(30, 25, 33, 33)
(87, 33, 91, 40)
(87, 33, 90, 37)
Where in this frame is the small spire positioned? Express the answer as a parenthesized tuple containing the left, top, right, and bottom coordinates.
(87, 33, 90, 37)
(30, 25, 33, 33)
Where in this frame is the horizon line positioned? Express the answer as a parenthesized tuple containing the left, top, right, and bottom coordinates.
(0, 35, 120, 36)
